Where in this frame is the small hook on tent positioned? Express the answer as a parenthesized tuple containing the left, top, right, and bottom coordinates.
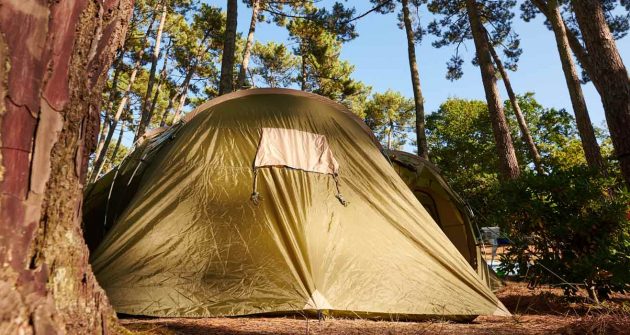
(333, 173, 349, 207)
(250, 168, 261, 205)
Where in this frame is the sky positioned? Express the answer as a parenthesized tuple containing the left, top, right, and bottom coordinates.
(228, 1, 630, 127)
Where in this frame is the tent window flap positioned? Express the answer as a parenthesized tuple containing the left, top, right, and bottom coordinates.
(254, 127, 339, 175)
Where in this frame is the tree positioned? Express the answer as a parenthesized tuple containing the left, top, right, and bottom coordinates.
(287, 16, 364, 103)
(570, 0, 630, 187)
(488, 39, 544, 174)
(237, 0, 262, 88)
(250, 41, 299, 87)
(401, 0, 429, 159)
(427, 0, 522, 180)
(136, 0, 169, 140)
(371, 0, 429, 159)
(464, 0, 520, 180)
(364, 90, 415, 150)
(522, 0, 607, 173)
(0, 0, 133, 333)
(219, 0, 238, 95)
(427, 95, 608, 222)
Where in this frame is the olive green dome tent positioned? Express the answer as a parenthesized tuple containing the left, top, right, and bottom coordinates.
(84, 88, 509, 319)
(385, 150, 503, 291)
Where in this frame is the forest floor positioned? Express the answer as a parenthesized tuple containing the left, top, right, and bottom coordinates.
(121, 282, 630, 335)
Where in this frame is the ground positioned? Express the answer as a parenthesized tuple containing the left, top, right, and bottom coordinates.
(122, 282, 630, 335)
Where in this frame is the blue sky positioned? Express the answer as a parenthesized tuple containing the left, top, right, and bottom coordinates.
(232, 1, 630, 126)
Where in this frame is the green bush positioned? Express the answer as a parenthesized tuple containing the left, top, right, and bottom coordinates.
(489, 166, 630, 297)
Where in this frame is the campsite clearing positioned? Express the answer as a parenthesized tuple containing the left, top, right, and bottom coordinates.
(121, 282, 630, 334)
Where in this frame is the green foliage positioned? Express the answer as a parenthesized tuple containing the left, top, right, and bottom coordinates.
(250, 41, 299, 87)
(364, 90, 415, 150)
(427, 0, 522, 80)
(490, 167, 630, 293)
(100, 141, 130, 175)
(426, 98, 500, 216)
(287, 11, 365, 103)
(426, 94, 614, 221)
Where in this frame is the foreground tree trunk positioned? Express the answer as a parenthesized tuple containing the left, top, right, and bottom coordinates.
(136, 2, 168, 140)
(571, 0, 630, 187)
(488, 41, 544, 174)
(0, 0, 133, 333)
(465, 0, 520, 180)
(401, 0, 429, 159)
(219, 0, 238, 95)
(532, 0, 605, 173)
(237, 0, 261, 89)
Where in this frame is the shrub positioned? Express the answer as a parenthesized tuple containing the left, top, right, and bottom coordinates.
(489, 166, 630, 297)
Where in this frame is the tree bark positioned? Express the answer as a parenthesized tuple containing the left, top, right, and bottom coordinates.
(465, 0, 520, 180)
(0, 0, 133, 333)
(219, 0, 238, 95)
(401, 0, 429, 160)
(531, 0, 605, 173)
(136, 2, 168, 141)
(237, 0, 261, 89)
(571, 0, 630, 186)
(488, 41, 544, 174)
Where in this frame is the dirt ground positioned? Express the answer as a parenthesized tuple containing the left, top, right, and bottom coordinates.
(122, 282, 630, 335)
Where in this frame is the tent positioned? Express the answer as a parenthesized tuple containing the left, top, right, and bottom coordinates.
(385, 150, 502, 291)
(84, 88, 509, 319)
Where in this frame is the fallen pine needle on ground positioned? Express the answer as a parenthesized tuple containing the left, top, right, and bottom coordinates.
(121, 282, 630, 335)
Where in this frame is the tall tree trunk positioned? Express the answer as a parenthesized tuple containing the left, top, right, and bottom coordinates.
(161, 34, 212, 126)
(219, 0, 238, 95)
(0, 0, 133, 333)
(160, 92, 177, 126)
(89, 52, 143, 182)
(571, 0, 630, 186)
(532, 0, 605, 173)
(148, 43, 170, 120)
(237, 0, 260, 89)
(93, 50, 124, 165)
(488, 41, 544, 174)
(300, 45, 308, 91)
(387, 119, 393, 150)
(172, 88, 190, 123)
(465, 0, 520, 180)
(108, 120, 126, 171)
(136, 2, 168, 141)
(401, 0, 429, 160)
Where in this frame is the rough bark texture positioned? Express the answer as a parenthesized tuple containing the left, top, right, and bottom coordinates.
(401, 0, 429, 160)
(488, 41, 544, 174)
(219, 0, 238, 95)
(0, 0, 133, 333)
(465, 0, 520, 180)
(571, 0, 630, 186)
(532, 0, 605, 173)
(136, 3, 168, 140)
(236, 0, 260, 89)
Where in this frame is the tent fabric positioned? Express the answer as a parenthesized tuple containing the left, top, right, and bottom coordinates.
(86, 88, 509, 318)
(385, 150, 503, 291)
